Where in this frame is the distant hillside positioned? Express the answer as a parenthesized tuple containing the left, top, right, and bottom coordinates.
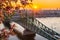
(35, 10, 60, 18)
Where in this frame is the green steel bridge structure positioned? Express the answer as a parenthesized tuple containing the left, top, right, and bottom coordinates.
(11, 12, 60, 40)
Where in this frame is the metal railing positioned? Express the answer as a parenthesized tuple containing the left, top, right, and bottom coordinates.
(25, 17, 60, 40)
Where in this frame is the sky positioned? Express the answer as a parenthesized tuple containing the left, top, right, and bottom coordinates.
(33, 0, 60, 9)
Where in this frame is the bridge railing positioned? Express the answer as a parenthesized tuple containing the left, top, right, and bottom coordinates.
(27, 18, 60, 36)
(24, 17, 58, 40)
(26, 17, 60, 38)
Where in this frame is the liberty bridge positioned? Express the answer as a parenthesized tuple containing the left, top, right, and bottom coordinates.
(10, 8, 60, 40)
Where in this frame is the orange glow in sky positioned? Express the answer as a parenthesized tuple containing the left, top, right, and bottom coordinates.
(33, 0, 60, 9)
(32, 4, 40, 10)
(33, 5, 38, 9)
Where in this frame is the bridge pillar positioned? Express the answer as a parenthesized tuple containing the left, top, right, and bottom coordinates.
(11, 22, 35, 40)
(14, 29, 35, 40)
